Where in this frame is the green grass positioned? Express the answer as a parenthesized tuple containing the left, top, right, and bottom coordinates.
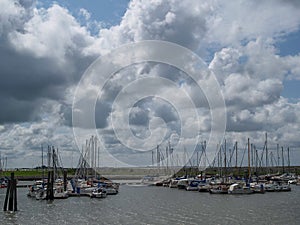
(1, 168, 77, 178)
(1, 166, 299, 178)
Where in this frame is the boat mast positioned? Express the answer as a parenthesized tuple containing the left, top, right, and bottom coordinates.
(156, 145, 160, 175)
(247, 138, 251, 182)
(166, 142, 169, 174)
(219, 144, 222, 180)
(287, 147, 290, 174)
(224, 139, 227, 183)
(235, 141, 238, 169)
(0, 153, 2, 177)
(281, 146, 285, 174)
(255, 146, 258, 175)
(265, 133, 268, 174)
(94, 136, 97, 178)
(42, 144, 44, 182)
(277, 144, 280, 173)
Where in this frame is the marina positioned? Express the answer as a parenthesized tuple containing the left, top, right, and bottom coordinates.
(0, 137, 299, 224)
(1, 183, 300, 225)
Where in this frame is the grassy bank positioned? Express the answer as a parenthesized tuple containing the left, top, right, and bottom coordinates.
(1, 166, 300, 179)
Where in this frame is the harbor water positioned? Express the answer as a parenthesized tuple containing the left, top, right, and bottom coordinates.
(0, 184, 299, 225)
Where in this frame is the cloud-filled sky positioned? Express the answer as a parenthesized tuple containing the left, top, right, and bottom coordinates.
(0, 0, 300, 168)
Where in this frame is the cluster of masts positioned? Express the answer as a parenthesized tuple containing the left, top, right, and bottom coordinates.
(41, 145, 65, 179)
(151, 133, 293, 177)
(0, 153, 7, 173)
(75, 136, 101, 179)
(211, 133, 292, 177)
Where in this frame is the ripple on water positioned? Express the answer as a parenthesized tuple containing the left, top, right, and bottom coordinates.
(0, 186, 300, 225)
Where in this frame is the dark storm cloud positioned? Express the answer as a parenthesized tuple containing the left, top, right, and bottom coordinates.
(95, 100, 111, 129)
(0, 96, 41, 123)
(0, 43, 93, 123)
(129, 106, 150, 126)
(153, 102, 178, 123)
(0, 0, 97, 124)
(281, 0, 300, 7)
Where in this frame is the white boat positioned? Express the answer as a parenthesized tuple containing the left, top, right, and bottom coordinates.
(186, 180, 201, 191)
(198, 183, 211, 192)
(274, 183, 291, 192)
(106, 187, 118, 195)
(228, 183, 254, 194)
(141, 175, 169, 186)
(274, 184, 282, 191)
(177, 179, 189, 190)
(27, 185, 38, 197)
(79, 186, 95, 194)
(54, 185, 68, 199)
(250, 183, 265, 194)
(169, 179, 179, 188)
(265, 182, 291, 192)
(288, 179, 298, 185)
(35, 188, 47, 200)
(209, 185, 228, 194)
(27, 180, 45, 198)
(265, 183, 276, 192)
(90, 187, 107, 198)
(280, 184, 291, 192)
(104, 182, 119, 195)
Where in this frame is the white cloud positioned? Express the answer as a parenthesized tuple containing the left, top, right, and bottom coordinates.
(206, 1, 300, 46)
(8, 4, 95, 61)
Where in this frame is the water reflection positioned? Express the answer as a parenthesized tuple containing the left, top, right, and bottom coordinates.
(4, 211, 18, 225)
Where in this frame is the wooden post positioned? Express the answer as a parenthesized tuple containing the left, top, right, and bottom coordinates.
(50, 171, 54, 200)
(224, 139, 227, 182)
(46, 171, 51, 200)
(13, 179, 17, 211)
(235, 142, 238, 168)
(3, 180, 10, 211)
(281, 147, 285, 174)
(287, 147, 290, 174)
(277, 144, 280, 173)
(265, 133, 268, 174)
(63, 170, 67, 192)
(3, 173, 17, 211)
(8, 173, 14, 211)
(248, 138, 251, 182)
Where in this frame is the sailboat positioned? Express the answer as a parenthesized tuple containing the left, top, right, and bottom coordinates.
(228, 183, 253, 194)
(228, 138, 254, 194)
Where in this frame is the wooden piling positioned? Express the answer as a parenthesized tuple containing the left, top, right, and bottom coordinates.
(13, 179, 17, 211)
(3, 173, 17, 211)
(50, 170, 54, 200)
(3, 180, 10, 211)
(46, 171, 50, 200)
(46, 171, 54, 200)
(8, 173, 15, 211)
(63, 170, 67, 192)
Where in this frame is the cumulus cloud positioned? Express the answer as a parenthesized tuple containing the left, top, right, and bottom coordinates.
(0, 1, 98, 125)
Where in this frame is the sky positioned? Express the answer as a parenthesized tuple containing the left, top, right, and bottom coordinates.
(0, 0, 300, 169)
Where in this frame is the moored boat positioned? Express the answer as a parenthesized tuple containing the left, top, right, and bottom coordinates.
(265, 182, 291, 192)
(177, 179, 189, 190)
(90, 187, 107, 198)
(228, 183, 254, 194)
(169, 179, 179, 188)
(186, 180, 202, 191)
(35, 188, 47, 200)
(54, 185, 69, 199)
(209, 185, 228, 194)
(198, 183, 211, 192)
(250, 183, 265, 194)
